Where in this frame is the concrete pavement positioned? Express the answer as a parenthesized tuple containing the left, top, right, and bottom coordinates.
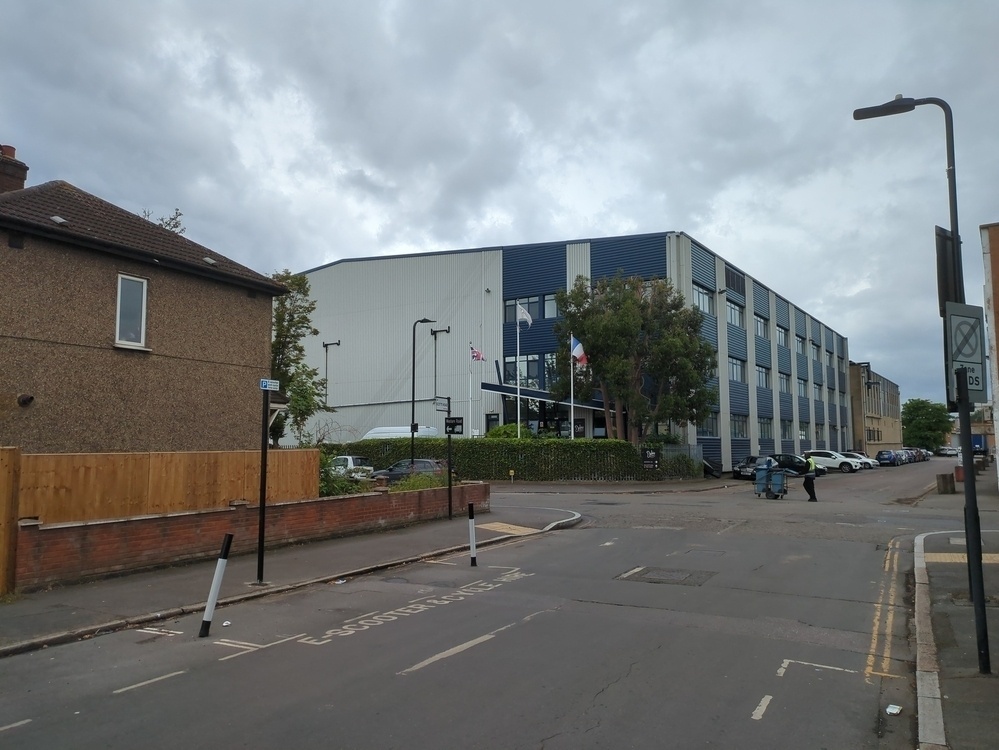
(2, 470, 998, 749)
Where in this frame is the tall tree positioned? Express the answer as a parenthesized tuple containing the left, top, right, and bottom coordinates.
(270, 270, 329, 445)
(901, 398, 953, 449)
(552, 275, 717, 444)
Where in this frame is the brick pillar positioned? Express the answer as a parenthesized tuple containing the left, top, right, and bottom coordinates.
(0, 447, 21, 594)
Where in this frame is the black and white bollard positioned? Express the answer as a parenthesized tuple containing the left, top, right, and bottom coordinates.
(199, 533, 234, 637)
(468, 503, 477, 567)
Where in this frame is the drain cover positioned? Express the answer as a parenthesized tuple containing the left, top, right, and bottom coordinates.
(617, 566, 716, 586)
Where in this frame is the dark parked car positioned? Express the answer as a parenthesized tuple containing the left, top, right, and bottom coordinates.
(371, 458, 446, 484)
(733, 456, 759, 480)
(769, 453, 828, 476)
(875, 449, 901, 466)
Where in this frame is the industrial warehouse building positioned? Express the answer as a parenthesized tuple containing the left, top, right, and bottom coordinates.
(300, 231, 853, 471)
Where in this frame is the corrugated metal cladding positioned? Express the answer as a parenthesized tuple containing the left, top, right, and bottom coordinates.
(796, 352, 808, 376)
(838, 334, 847, 357)
(756, 387, 774, 417)
(503, 316, 553, 356)
(779, 392, 793, 420)
(781, 439, 795, 453)
(731, 438, 750, 461)
(690, 243, 716, 289)
(727, 324, 747, 359)
(813, 399, 825, 425)
(794, 308, 806, 335)
(840, 404, 849, 427)
(699, 437, 721, 463)
(830, 433, 839, 451)
(700, 316, 719, 349)
(502, 241, 566, 298)
(810, 318, 821, 345)
(824, 327, 834, 350)
(590, 233, 668, 280)
(827, 402, 838, 425)
(759, 438, 775, 456)
(798, 396, 811, 422)
(777, 347, 791, 374)
(729, 382, 750, 413)
(566, 242, 590, 287)
(812, 359, 823, 386)
(826, 364, 836, 385)
(756, 336, 771, 367)
(775, 297, 790, 329)
(753, 281, 769, 316)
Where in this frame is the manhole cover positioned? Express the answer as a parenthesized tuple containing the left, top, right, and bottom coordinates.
(617, 566, 716, 586)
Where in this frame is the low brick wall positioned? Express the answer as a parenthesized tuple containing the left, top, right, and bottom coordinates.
(15, 483, 489, 591)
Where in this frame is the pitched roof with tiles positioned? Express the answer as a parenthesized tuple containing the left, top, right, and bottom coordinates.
(0, 180, 286, 295)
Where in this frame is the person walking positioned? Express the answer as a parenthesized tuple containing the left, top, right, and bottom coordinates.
(803, 454, 818, 502)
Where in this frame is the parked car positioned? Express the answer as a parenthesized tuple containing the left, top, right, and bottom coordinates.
(370, 458, 447, 484)
(804, 450, 862, 473)
(768, 453, 828, 476)
(840, 451, 878, 469)
(936, 446, 959, 457)
(732, 455, 760, 480)
(902, 447, 925, 462)
(330, 455, 373, 478)
(875, 449, 902, 466)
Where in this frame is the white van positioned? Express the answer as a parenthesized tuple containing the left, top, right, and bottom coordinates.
(361, 426, 440, 440)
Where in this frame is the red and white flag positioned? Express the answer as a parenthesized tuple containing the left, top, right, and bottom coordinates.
(570, 335, 587, 365)
(470, 343, 486, 361)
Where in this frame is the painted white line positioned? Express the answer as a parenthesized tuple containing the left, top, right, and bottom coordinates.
(136, 627, 183, 636)
(113, 670, 186, 694)
(215, 632, 307, 661)
(751, 695, 772, 720)
(618, 566, 645, 580)
(0, 719, 32, 733)
(398, 610, 549, 675)
(776, 659, 859, 677)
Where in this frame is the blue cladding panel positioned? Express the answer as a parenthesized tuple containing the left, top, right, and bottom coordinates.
(828, 402, 837, 425)
(776, 298, 790, 329)
(756, 387, 774, 416)
(691, 243, 716, 289)
(796, 352, 808, 375)
(590, 233, 668, 280)
(781, 440, 795, 453)
(731, 438, 750, 461)
(825, 327, 834, 350)
(755, 337, 771, 367)
(502, 242, 566, 297)
(699, 438, 721, 463)
(814, 400, 825, 425)
(753, 281, 769, 315)
(830, 432, 839, 451)
(779, 393, 793, 419)
(812, 360, 823, 385)
(777, 347, 791, 374)
(503, 317, 555, 358)
(727, 325, 747, 359)
(794, 308, 806, 335)
(700, 316, 719, 349)
(758, 438, 775, 456)
(798, 397, 810, 421)
(729, 382, 749, 413)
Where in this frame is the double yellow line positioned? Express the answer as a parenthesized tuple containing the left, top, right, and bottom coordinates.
(866, 537, 904, 680)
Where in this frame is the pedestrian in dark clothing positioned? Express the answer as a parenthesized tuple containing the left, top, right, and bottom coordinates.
(803, 455, 818, 502)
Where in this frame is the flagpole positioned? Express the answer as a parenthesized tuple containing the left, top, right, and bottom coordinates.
(516, 318, 522, 438)
(570, 334, 575, 440)
(468, 350, 473, 438)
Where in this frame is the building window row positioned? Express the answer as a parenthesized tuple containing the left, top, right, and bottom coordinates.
(504, 294, 558, 323)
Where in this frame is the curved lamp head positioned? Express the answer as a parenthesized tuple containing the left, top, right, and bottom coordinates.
(853, 94, 916, 120)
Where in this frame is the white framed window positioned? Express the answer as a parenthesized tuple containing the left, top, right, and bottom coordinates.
(777, 326, 788, 348)
(697, 412, 718, 437)
(726, 301, 744, 328)
(780, 419, 794, 440)
(795, 336, 805, 355)
(730, 414, 749, 438)
(758, 417, 773, 439)
(797, 379, 808, 397)
(756, 365, 771, 389)
(754, 314, 769, 339)
(504, 354, 540, 388)
(692, 286, 715, 315)
(116, 274, 147, 347)
(728, 357, 746, 383)
(544, 294, 558, 319)
(799, 421, 810, 441)
(779, 372, 791, 393)
(811, 343, 821, 361)
(813, 382, 823, 400)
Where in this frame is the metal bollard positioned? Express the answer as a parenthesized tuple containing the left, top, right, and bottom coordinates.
(199, 533, 234, 637)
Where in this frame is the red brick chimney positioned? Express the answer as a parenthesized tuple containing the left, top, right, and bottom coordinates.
(0, 145, 28, 193)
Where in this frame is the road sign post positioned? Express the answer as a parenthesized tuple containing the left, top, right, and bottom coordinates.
(256, 378, 280, 584)
(945, 302, 988, 405)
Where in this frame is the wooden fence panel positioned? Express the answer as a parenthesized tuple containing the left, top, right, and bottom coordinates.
(16, 449, 318, 524)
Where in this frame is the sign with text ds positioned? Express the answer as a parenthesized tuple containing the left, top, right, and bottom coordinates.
(945, 301, 987, 405)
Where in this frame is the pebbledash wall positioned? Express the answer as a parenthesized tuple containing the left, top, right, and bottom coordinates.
(14, 483, 489, 591)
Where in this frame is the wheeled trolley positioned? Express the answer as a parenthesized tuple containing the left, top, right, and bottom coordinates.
(754, 466, 789, 499)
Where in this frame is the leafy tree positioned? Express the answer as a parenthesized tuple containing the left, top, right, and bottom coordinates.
(270, 270, 329, 445)
(551, 275, 717, 444)
(901, 398, 953, 449)
(142, 207, 186, 234)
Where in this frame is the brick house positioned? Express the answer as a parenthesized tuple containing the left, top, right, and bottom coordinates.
(0, 145, 286, 453)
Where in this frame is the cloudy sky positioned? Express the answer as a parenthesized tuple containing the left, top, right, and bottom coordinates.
(3, 1, 996, 405)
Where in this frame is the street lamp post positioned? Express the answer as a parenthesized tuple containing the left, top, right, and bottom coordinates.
(854, 94, 990, 674)
(412, 318, 435, 468)
(322, 340, 340, 405)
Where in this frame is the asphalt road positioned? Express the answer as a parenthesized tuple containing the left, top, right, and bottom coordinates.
(0, 460, 956, 749)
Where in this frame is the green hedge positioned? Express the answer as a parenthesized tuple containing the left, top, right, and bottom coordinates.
(321, 438, 699, 481)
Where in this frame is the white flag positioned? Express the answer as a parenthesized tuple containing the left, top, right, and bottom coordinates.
(516, 303, 532, 328)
